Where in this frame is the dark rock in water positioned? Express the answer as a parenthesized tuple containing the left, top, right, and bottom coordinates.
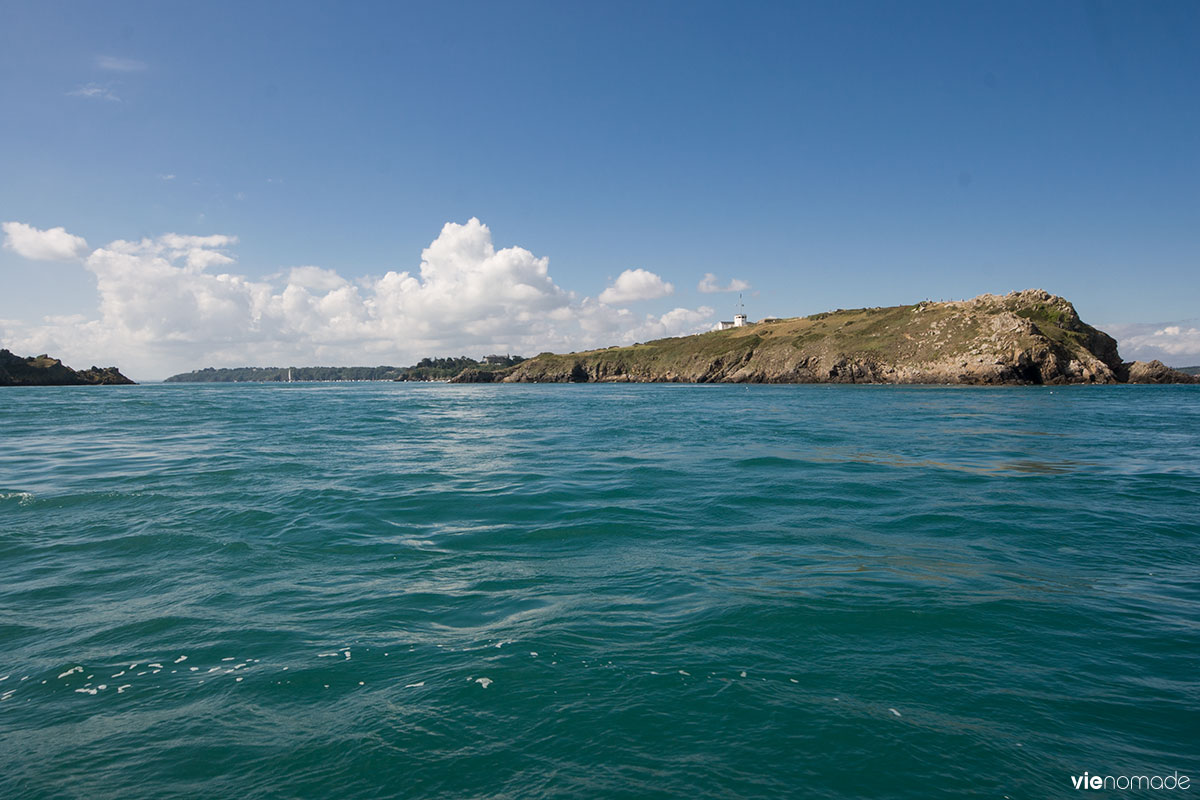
(1122, 360, 1199, 384)
(0, 349, 135, 386)
(448, 367, 513, 383)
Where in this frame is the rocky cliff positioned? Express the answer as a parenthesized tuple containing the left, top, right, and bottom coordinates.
(0, 350, 135, 386)
(453, 290, 1196, 385)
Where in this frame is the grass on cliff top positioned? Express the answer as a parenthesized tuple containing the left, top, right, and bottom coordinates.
(525, 293, 1093, 371)
(543, 301, 986, 365)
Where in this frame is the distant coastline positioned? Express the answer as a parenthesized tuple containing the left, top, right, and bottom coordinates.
(12, 293, 1197, 388)
(164, 355, 525, 383)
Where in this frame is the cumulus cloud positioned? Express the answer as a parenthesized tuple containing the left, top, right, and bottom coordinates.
(97, 56, 147, 72)
(1106, 321, 1200, 365)
(2, 221, 90, 261)
(1, 218, 716, 378)
(599, 268, 674, 304)
(698, 272, 750, 293)
(67, 83, 120, 101)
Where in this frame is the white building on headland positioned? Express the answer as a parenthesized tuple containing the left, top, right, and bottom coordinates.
(716, 295, 750, 330)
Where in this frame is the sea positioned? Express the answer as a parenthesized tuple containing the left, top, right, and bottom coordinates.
(1, 382, 1197, 799)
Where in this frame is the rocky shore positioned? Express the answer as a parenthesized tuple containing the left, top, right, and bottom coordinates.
(451, 290, 1197, 386)
(0, 349, 135, 386)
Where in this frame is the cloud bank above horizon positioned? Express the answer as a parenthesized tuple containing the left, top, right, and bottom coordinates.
(1101, 321, 1200, 366)
(1, 219, 717, 379)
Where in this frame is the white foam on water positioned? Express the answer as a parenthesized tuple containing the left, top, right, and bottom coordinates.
(405, 682, 424, 688)
(790, 678, 799, 684)
(678, 670, 690, 676)
(235, 677, 243, 682)
(0, 676, 7, 681)
(117, 685, 131, 693)
(530, 652, 538, 657)
(207, 667, 219, 673)
(111, 671, 125, 678)
(174, 656, 187, 663)
(151, 669, 160, 674)
(148, 663, 162, 669)
(889, 708, 901, 717)
(740, 671, 747, 678)
(475, 677, 493, 688)
(344, 651, 351, 660)
(190, 667, 199, 671)
(317, 653, 339, 658)
(75, 688, 97, 695)
(358, 681, 364, 686)
(221, 657, 235, 662)
(58, 667, 82, 680)
(97, 684, 107, 690)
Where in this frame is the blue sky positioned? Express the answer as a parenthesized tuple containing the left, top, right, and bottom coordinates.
(1, 0, 1197, 377)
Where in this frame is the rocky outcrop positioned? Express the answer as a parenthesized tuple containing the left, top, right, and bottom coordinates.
(448, 367, 507, 383)
(1121, 360, 1199, 384)
(456, 290, 1195, 386)
(0, 350, 135, 386)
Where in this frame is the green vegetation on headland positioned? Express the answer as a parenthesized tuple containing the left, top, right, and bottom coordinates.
(0, 349, 135, 386)
(452, 290, 1198, 385)
(164, 355, 526, 383)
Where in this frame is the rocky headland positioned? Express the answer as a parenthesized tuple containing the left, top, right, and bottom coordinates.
(0, 349, 135, 386)
(452, 290, 1197, 385)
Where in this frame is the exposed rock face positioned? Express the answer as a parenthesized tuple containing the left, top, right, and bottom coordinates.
(454, 290, 1194, 386)
(0, 350, 135, 386)
(448, 368, 502, 383)
(1122, 360, 1199, 384)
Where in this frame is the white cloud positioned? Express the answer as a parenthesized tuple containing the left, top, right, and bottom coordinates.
(159, 174, 176, 181)
(2, 221, 90, 261)
(698, 272, 751, 293)
(599, 268, 674, 304)
(1, 218, 715, 378)
(281, 266, 349, 292)
(67, 83, 120, 101)
(1106, 321, 1200, 364)
(97, 56, 147, 72)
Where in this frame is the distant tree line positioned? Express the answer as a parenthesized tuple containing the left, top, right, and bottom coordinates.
(164, 354, 527, 383)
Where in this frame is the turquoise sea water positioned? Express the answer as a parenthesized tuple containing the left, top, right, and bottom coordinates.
(1, 383, 1197, 799)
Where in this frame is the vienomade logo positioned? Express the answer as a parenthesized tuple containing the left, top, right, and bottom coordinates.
(1071, 772, 1190, 791)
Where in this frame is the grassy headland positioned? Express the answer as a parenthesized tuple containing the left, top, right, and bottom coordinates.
(457, 290, 1195, 385)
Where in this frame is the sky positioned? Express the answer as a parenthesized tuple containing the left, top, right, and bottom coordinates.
(1, 0, 1197, 379)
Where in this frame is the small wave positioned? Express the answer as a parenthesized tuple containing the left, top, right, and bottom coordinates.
(0, 491, 35, 506)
